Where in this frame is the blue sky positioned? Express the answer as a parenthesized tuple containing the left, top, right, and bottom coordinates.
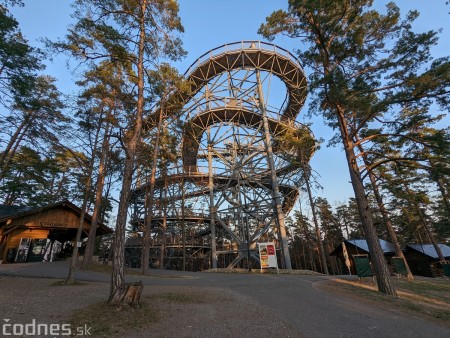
(10, 0, 450, 209)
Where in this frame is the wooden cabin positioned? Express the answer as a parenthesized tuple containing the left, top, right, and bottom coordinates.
(0, 200, 112, 264)
(403, 243, 450, 278)
(330, 238, 396, 275)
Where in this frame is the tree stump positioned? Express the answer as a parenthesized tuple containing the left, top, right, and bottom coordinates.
(108, 281, 143, 308)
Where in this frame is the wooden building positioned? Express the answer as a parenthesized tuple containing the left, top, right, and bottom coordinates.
(330, 238, 396, 275)
(403, 243, 450, 278)
(0, 200, 112, 264)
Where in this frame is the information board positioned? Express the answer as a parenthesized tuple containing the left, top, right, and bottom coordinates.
(258, 242, 279, 272)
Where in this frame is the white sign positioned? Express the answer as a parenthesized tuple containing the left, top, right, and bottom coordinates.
(258, 242, 279, 272)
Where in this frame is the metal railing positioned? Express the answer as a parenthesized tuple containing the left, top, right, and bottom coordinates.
(184, 41, 304, 77)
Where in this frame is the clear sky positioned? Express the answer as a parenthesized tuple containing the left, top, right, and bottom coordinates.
(10, 0, 450, 209)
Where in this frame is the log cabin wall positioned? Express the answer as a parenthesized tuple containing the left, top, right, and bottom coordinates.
(331, 242, 395, 276)
(404, 249, 434, 278)
(10, 207, 91, 231)
(0, 206, 91, 263)
(5, 228, 49, 251)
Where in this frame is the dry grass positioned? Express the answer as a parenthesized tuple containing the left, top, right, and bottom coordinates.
(81, 264, 450, 331)
(150, 292, 205, 303)
(50, 280, 86, 286)
(69, 300, 159, 337)
(68, 291, 205, 337)
(328, 277, 450, 326)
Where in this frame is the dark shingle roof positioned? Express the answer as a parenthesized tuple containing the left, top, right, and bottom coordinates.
(346, 238, 396, 254)
(330, 238, 396, 256)
(0, 200, 112, 235)
(407, 244, 450, 259)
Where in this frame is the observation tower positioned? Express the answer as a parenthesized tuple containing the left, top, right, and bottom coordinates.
(128, 41, 314, 271)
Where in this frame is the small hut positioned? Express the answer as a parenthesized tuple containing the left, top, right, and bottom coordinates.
(0, 200, 112, 264)
(330, 238, 396, 275)
(403, 243, 450, 278)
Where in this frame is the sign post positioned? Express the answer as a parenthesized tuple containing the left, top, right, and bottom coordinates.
(258, 242, 279, 273)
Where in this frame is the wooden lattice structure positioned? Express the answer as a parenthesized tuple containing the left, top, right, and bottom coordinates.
(128, 41, 314, 271)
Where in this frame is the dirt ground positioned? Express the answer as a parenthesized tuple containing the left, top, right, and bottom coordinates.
(316, 277, 450, 331)
(0, 275, 303, 337)
(2, 273, 449, 337)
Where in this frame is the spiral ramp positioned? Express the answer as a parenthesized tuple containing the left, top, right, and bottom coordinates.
(127, 41, 314, 271)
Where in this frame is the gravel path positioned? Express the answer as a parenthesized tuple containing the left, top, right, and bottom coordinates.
(0, 276, 108, 325)
(0, 275, 303, 337)
(2, 262, 449, 338)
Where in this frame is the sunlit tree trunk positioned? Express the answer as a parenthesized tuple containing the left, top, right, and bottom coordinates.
(109, 1, 147, 305)
(159, 176, 168, 270)
(303, 169, 329, 275)
(67, 123, 101, 283)
(82, 121, 111, 269)
(0, 117, 30, 181)
(402, 182, 446, 262)
(336, 107, 396, 295)
(356, 142, 414, 280)
(141, 105, 165, 275)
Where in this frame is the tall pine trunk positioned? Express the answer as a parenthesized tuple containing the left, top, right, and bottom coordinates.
(141, 106, 164, 274)
(0, 117, 30, 181)
(81, 121, 111, 269)
(403, 183, 446, 262)
(67, 114, 102, 283)
(336, 107, 396, 296)
(109, 0, 147, 305)
(356, 142, 414, 280)
(303, 169, 329, 275)
(159, 176, 168, 270)
(429, 159, 450, 216)
(67, 164, 93, 283)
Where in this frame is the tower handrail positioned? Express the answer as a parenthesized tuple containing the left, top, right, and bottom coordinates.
(184, 40, 304, 77)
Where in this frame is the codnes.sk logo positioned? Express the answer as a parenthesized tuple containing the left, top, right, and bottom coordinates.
(2, 319, 91, 336)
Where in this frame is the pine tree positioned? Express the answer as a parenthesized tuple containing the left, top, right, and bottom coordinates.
(260, 0, 450, 295)
(0, 1, 42, 107)
(54, 0, 185, 305)
(315, 197, 343, 274)
(139, 63, 188, 274)
(0, 76, 66, 181)
(74, 62, 126, 269)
